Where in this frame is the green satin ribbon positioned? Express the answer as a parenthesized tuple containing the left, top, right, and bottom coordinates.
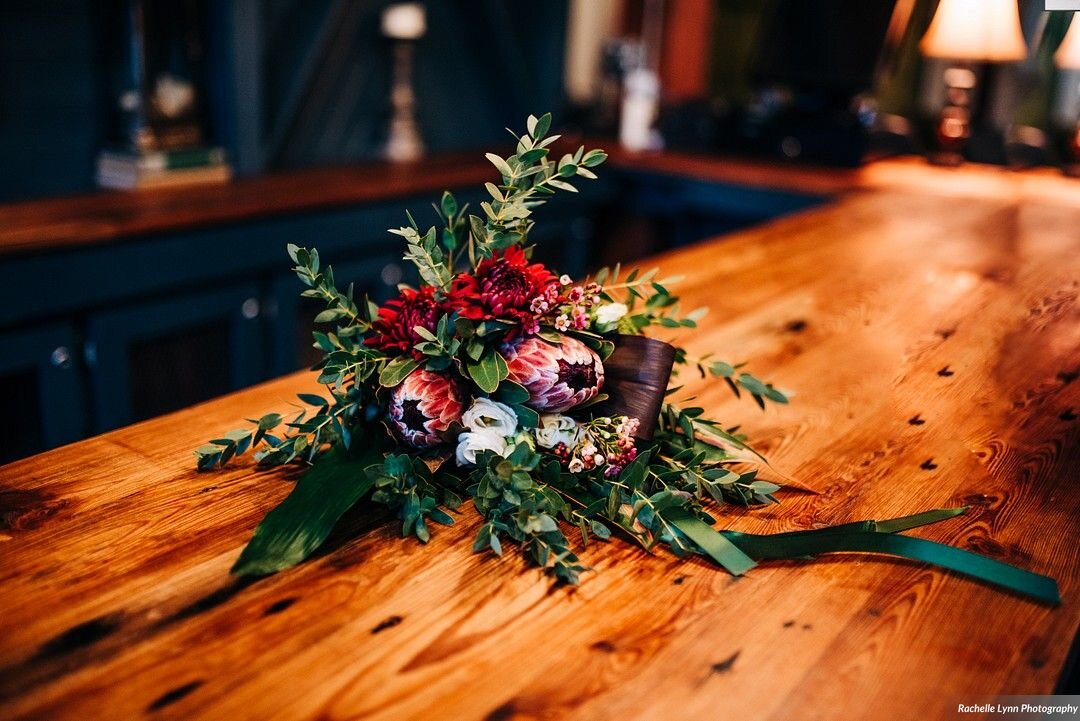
(666, 507, 1060, 606)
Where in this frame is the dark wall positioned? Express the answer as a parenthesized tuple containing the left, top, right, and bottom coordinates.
(259, 0, 569, 170)
(0, 0, 570, 203)
(0, 0, 105, 202)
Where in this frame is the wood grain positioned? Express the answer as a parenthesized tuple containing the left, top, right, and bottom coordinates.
(0, 164, 1078, 721)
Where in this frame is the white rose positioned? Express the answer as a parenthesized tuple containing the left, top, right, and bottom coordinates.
(461, 397, 518, 436)
(534, 413, 580, 449)
(595, 302, 628, 326)
(455, 429, 509, 466)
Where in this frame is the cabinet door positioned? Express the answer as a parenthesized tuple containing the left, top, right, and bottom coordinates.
(0, 325, 86, 463)
(86, 284, 263, 433)
(270, 254, 410, 375)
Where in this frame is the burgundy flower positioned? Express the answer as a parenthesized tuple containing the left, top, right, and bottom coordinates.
(366, 286, 448, 358)
(503, 336, 604, 412)
(388, 370, 464, 447)
(449, 246, 555, 334)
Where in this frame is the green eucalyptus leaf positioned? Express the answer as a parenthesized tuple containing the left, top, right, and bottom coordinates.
(749, 480, 781, 495)
(519, 147, 548, 164)
(494, 380, 530, 405)
(537, 330, 563, 344)
(533, 112, 552, 139)
(467, 351, 507, 393)
(485, 152, 513, 179)
(511, 404, 540, 429)
(379, 357, 420, 387)
(590, 520, 612, 541)
(441, 191, 458, 218)
(582, 149, 608, 167)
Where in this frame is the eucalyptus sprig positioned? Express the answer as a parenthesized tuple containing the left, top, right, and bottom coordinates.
(368, 454, 459, 543)
(197, 244, 390, 471)
(469, 442, 587, 583)
(195, 393, 359, 470)
(478, 114, 609, 267)
(288, 244, 371, 333)
(672, 349, 790, 409)
(387, 113, 607, 285)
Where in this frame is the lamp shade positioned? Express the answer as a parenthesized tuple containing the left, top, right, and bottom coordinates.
(1055, 13, 1080, 69)
(381, 3, 426, 40)
(920, 0, 1027, 62)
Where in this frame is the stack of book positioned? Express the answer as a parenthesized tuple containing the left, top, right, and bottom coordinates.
(96, 147, 230, 190)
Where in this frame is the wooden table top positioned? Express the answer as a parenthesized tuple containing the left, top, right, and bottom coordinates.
(1, 163, 1079, 721)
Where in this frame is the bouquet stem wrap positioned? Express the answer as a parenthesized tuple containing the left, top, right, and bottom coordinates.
(599, 335, 676, 440)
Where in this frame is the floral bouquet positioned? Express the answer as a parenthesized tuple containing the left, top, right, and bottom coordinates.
(196, 114, 1058, 603)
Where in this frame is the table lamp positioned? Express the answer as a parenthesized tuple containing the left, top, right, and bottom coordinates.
(920, 0, 1027, 165)
(1054, 12, 1080, 175)
(382, 2, 426, 162)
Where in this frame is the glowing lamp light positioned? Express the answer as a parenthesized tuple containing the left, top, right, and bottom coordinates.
(381, 3, 426, 41)
(381, 3, 426, 162)
(1055, 13, 1080, 70)
(920, 0, 1027, 62)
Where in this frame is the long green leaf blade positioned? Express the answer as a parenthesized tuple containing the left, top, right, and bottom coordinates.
(231, 450, 381, 576)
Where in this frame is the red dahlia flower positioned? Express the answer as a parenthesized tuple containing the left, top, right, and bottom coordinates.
(449, 246, 555, 334)
(388, 370, 464, 447)
(366, 286, 447, 358)
(503, 336, 604, 412)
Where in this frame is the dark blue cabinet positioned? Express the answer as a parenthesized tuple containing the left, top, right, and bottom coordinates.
(0, 324, 86, 462)
(86, 284, 264, 433)
(619, 173, 827, 249)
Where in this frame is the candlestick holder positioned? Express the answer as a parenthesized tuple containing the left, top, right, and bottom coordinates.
(382, 3, 426, 163)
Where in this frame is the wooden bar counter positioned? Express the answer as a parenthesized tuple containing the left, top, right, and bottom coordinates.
(1, 158, 1078, 721)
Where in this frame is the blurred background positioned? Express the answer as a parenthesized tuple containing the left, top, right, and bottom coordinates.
(1, 0, 1078, 462)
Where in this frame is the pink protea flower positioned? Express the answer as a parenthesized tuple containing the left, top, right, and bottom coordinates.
(503, 336, 604, 412)
(388, 370, 464, 448)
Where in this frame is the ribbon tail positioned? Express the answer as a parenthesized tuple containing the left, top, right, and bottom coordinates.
(871, 506, 969, 534)
(724, 528, 1060, 606)
(666, 510, 756, 576)
(669, 507, 1059, 605)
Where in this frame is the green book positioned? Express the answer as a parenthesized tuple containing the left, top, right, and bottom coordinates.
(98, 146, 226, 172)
